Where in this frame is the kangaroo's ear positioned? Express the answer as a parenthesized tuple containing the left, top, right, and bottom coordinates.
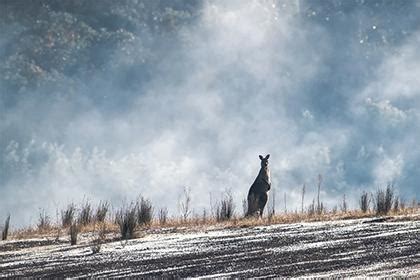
(259, 155, 263, 160)
(265, 154, 270, 159)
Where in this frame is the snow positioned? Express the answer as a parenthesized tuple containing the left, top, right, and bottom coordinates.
(1, 217, 419, 277)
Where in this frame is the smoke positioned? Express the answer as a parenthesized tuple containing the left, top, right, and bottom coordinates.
(1, 0, 420, 227)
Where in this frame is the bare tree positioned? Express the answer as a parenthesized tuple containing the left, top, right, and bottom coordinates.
(341, 194, 347, 213)
(301, 183, 306, 213)
(179, 186, 192, 222)
(268, 187, 276, 219)
(283, 192, 287, 213)
(317, 174, 323, 215)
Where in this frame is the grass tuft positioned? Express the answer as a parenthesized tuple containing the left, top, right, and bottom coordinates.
(2, 214, 11, 241)
(78, 200, 93, 226)
(374, 185, 394, 215)
(69, 222, 79, 245)
(115, 204, 137, 240)
(38, 209, 51, 231)
(137, 197, 153, 226)
(158, 208, 168, 225)
(95, 201, 109, 223)
(61, 203, 76, 227)
(216, 192, 235, 222)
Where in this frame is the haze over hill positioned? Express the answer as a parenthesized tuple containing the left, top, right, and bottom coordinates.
(1, 0, 420, 226)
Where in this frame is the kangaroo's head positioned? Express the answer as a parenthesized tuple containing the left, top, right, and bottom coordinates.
(259, 154, 270, 168)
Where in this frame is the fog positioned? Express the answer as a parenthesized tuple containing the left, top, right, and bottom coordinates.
(1, 0, 420, 227)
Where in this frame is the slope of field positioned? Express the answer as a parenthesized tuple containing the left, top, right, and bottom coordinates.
(1, 217, 419, 278)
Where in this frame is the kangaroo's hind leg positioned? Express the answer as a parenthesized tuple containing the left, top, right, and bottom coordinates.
(247, 192, 259, 217)
(258, 192, 268, 217)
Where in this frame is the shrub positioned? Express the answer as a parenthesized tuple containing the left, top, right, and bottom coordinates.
(400, 198, 406, 211)
(38, 209, 51, 230)
(69, 222, 79, 245)
(308, 199, 316, 216)
(61, 203, 76, 227)
(90, 222, 106, 254)
(216, 192, 235, 222)
(201, 208, 208, 224)
(158, 208, 168, 225)
(115, 204, 137, 240)
(2, 214, 11, 241)
(393, 196, 400, 212)
(78, 200, 93, 226)
(95, 201, 109, 223)
(359, 191, 369, 213)
(137, 197, 153, 226)
(374, 185, 394, 215)
(340, 194, 347, 213)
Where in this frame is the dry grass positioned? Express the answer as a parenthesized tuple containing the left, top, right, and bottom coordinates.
(8, 206, 419, 240)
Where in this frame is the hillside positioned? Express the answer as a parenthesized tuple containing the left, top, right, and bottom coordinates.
(1, 216, 419, 277)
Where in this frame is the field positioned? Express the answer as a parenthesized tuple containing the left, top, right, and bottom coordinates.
(1, 215, 419, 278)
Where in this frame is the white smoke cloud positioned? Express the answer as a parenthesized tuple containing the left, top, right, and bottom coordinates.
(1, 1, 420, 227)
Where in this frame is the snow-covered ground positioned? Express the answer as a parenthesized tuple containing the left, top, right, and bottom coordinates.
(0, 217, 419, 277)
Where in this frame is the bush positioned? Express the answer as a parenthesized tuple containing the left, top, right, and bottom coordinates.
(400, 198, 406, 211)
(201, 209, 208, 224)
(115, 204, 137, 240)
(2, 214, 11, 241)
(393, 196, 400, 212)
(78, 201, 93, 226)
(158, 208, 168, 225)
(359, 191, 370, 213)
(308, 199, 316, 216)
(137, 197, 153, 226)
(61, 203, 76, 227)
(374, 185, 394, 215)
(216, 192, 235, 222)
(95, 201, 109, 223)
(69, 222, 79, 245)
(38, 209, 51, 230)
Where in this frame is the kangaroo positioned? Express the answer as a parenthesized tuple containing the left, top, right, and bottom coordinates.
(247, 154, 271, 217)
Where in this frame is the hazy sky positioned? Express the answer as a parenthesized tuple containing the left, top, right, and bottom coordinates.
(1, 0, 420, 227)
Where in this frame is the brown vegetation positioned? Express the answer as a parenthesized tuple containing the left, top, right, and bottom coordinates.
(3, 185, 419, 243)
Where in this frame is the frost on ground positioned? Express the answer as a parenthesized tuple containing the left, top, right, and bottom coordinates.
(0, 217, 419, 278)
